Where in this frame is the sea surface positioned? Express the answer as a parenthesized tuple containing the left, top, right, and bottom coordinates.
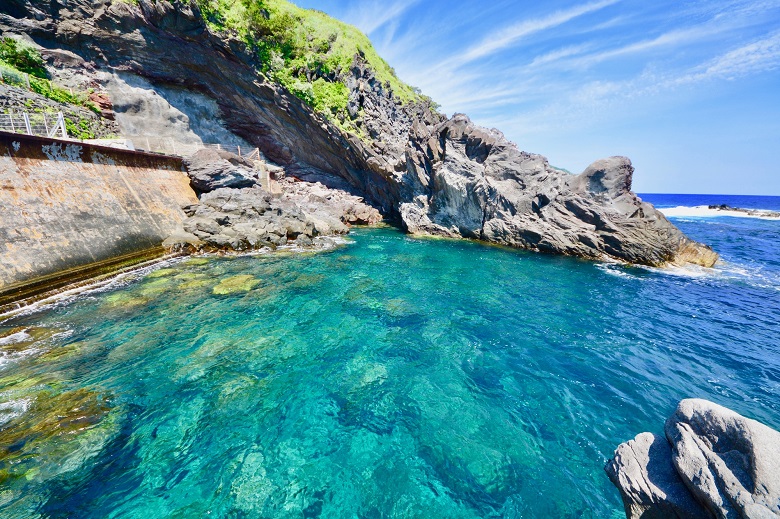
(1, 194, 779, 518)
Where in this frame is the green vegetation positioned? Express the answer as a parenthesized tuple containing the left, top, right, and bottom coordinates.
(0, 37, 100, 116)
(0, 37, 46, 77)
(194, 0, 435, 136)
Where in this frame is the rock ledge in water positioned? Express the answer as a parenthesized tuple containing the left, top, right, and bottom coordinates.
(606, 399, 780, 519)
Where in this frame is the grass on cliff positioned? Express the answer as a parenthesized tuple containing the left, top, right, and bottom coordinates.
(1, 38, 101, 139)
(0, 38, 101, 118)
(195, 0, 433, 137)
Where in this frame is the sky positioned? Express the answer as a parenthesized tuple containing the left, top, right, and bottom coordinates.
(293, 0, 780, 195)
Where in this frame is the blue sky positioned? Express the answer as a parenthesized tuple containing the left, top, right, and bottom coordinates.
(293, 0, 780, 195)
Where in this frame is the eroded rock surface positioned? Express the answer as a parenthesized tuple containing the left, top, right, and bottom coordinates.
(605, 432, 712, 519)
(607, 399, 780, 519)
(400, 115, 718, 266)
(167, 158, 382, 253)
(665, 399, 780, 519)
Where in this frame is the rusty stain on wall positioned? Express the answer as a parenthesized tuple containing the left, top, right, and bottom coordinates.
(0, 131, 198, 291)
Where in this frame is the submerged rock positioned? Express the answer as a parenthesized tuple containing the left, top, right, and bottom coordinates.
(607, 399, 780, 519)
(212, 274, 260, 295)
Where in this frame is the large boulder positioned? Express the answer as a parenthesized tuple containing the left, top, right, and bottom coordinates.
(665, 399, 780, 519)
(167, 179, 380, 252)
(605, 432, 712, 519)
(607, 399, 780, 519)
(183, 148, 259, 194)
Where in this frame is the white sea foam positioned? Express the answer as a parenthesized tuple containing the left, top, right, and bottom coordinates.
(659, 206, 780, 220)
(0, 398, 32, 427)
(636, 259, 780, 291)
(595, 263, 637, 279)
(0, 330, 31, 346)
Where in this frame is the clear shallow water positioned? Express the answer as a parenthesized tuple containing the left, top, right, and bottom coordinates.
(1, 200, 780, 518)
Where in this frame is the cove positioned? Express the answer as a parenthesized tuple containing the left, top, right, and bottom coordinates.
(1, 225, 778, 518)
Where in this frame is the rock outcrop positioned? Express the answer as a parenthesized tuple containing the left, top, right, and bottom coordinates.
(168, 151, 382, 253)
(399, 115, 717, 266)
(183, 148, 260, 194)
(606, 399, 780, 519)
(0, 0, 718, 266)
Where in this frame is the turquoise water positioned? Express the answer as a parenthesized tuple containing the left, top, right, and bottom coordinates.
(1, 207, 780, 517)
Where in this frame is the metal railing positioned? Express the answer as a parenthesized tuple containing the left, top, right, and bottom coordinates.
(133, 137, 262, 160)
(0, 111, 68, 139)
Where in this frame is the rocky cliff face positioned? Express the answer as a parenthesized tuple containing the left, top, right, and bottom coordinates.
(0, 0, 717, 267)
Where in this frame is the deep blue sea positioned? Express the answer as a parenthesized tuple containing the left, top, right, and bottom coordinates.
(1, 194, 779, 518)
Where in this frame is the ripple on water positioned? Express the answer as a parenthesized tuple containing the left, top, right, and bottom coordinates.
(0, 225, 778, 517)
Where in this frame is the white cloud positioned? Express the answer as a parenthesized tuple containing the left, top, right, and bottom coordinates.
(700, 31, 780, 79)
(459, 0, 619, 64)
(344, 0, 421, 35)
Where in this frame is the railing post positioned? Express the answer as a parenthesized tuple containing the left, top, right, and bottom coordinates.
(58, 112, 67, 138)
(43, 113, 50, 136)
(22, 113, 32, 135)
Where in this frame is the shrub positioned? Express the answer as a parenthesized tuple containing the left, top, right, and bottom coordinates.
(0, 38, 47, 78)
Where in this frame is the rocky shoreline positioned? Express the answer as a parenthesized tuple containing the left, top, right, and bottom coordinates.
(164, 148, 383, 253)
(0, 0, 718, 268)
(606, 399, 780, 519)
(708, 204, 780, 219)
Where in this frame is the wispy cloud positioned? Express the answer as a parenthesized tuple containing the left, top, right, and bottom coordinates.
(451, 0, 620, 67)
(344, 0, 421, 35)
(696, 31, 780, 79)
(528, 44, 594, 67)
(489, 32, 780, 136)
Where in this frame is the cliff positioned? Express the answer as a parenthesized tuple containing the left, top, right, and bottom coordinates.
(0, 0, 718, 267)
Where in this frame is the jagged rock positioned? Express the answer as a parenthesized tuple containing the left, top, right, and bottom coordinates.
(607, 400, 780, 519)
(665, 399, 780, 519)
(400, 115, 718, 267)
(167, 179, 379, 252)
(605, 432, 713, 519)
(183, 148, 259, 194)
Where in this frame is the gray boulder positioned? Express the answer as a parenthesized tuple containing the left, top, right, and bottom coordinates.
(183, 148, 259, 194)
(605, 432, 713, 519)
(167, 179, 380, 252)
(607, 400, 780, 519)
(665, 399, 780, 519)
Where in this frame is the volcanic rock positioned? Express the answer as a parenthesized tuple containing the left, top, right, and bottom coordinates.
(0, 0, 718, 266)
(665, 399, 780, 518)
(183, 148, 260, 194)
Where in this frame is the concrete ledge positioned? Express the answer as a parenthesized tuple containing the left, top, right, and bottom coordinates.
(0, 246, 171, 313)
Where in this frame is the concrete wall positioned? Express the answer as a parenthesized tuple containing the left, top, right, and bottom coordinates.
(0, 131, 198, 299)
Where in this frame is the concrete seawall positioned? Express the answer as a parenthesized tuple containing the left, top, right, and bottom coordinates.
(0, 132, 198, 306)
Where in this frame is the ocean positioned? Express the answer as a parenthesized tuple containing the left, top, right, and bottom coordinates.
(1, 194, 778, 518)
